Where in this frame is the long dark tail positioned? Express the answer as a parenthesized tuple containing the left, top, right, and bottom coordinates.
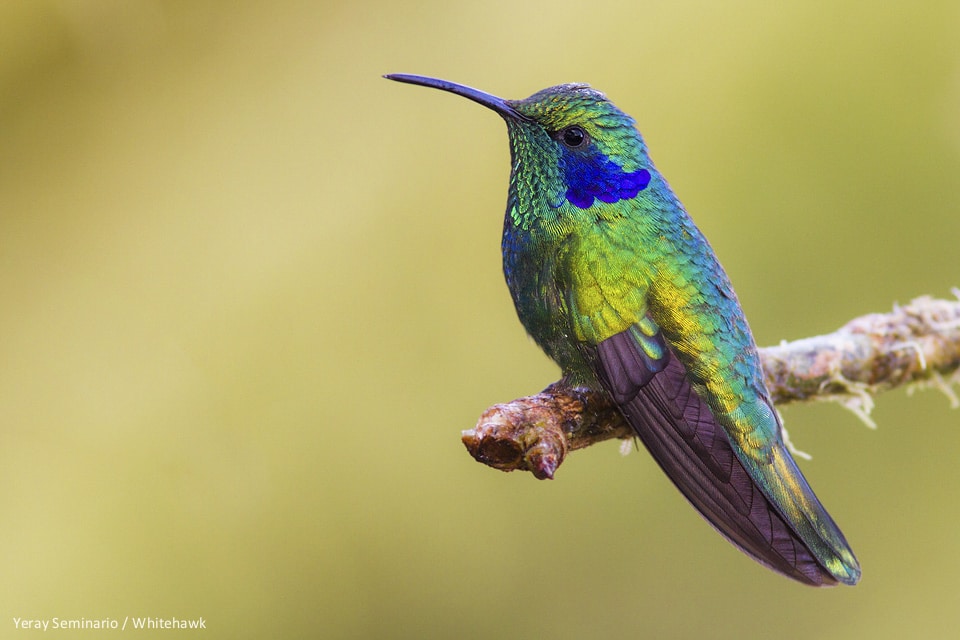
(588, 333, 859, 586)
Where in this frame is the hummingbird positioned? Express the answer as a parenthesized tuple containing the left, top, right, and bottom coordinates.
(385, 73, 860, 586)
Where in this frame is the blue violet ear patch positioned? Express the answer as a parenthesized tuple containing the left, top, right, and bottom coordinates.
(562, 151, 651, 209)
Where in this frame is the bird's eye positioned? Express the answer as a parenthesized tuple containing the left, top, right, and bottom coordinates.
(559, 126, 588, 148)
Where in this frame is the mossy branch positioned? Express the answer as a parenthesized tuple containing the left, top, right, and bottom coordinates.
(462, 294, 960, 479)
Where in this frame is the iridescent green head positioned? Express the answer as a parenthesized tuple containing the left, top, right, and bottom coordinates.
(386, 74, 651, 214)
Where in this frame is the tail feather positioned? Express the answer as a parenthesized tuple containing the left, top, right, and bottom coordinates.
(589, 332, 860, 586)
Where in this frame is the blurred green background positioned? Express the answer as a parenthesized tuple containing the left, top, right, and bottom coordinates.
(1, 1, 958, 638)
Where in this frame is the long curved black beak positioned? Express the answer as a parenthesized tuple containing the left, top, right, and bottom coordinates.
(384, 74, 530, 122)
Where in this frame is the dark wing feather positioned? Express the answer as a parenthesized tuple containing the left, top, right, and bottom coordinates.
(589, 330, 840, 586)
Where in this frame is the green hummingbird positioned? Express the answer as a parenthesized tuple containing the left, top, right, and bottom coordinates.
(386, 73, 860, 586)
